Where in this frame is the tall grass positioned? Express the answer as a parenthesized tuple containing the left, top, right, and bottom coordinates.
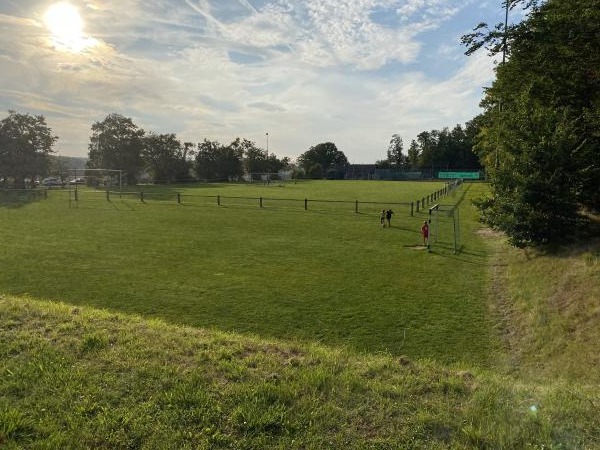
(1, 295, 598, 449)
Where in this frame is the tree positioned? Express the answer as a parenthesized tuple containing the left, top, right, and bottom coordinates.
(0, 111, 57, 187)
(87, 113, 145, 185)
(465, 0, 600, 246)
(461, 0, 542, 58)
(407, 140, 420, 169)
(142, 133, 192, 183)
(297, 142, 348, 179)
(194, 139, 243, 181)
(387, 134, 406, 167)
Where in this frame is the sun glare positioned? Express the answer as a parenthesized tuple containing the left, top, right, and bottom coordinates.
(44, 2, 95, 53)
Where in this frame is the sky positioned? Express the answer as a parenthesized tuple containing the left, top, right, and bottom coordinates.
(0, 0, 510, 163)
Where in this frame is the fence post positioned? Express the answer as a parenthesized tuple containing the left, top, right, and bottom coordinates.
(217, 195, 221, 206)
(74, 190, 78, 202)
(177, 193, 181, 204)
(355, 200, 358, 213)
(260, 196, 263, 208)
(416, 200, 420, 212)
(106, 190, 110, 202)
(140, 191, 144, 202)
(411, 202, 414, 217)
(304, 198, 308, 210)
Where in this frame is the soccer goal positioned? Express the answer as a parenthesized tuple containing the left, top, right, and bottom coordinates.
(69, 168, 125, 191)
(428, 203, 462, 254)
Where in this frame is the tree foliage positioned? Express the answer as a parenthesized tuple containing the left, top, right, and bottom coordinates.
(387, 134, 406, 167)
(297, 142, 348, 179)
(0, 111, 57, 186)
(194, 139, 244, 181)
(142, 133, 193, 183)
(461, 0, 542, 57)
(466, 0, 600, 247)
(413, 124, 482, 174)
(87, 113, 145, 185)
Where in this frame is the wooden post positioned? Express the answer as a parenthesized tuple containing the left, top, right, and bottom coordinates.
(140, 191, 144, 202)
(355, 200, 358, 213)
(177, 193, 181, 204)
(260, 196, 263, 208)
(217, 195, 221, 206)
(416, 200, 420, 212)
(411, 202, 414, 217)
(106, 190, 110, 201)
(304, 198, 308, 210)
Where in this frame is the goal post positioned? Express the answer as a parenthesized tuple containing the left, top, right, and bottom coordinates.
(428, 203, 461, 254)
(69, 168, 124, 191)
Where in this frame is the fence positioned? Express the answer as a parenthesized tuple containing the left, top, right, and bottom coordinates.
(62, 179, 463, 217)
(0, 188, 48, 203)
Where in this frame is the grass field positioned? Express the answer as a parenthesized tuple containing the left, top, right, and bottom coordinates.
(1, 180, 599, 448)
(0, 181, 493, 365)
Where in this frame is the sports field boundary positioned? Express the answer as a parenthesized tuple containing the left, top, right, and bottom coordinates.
(57, 179, 463, 216)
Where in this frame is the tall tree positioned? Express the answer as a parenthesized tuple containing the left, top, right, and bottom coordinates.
(387, 134, 406, 167)
(407, 140, 420, 169)
(297, 142, 348, 179)
(142, 133, 192, 183)
(87, 113, 145, 185)
(465, 0, 600, 246)
(0, 111, 57, 187)
(194, 139, 243, 181)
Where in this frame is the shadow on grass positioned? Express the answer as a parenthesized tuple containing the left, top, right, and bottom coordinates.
(0, 189, 47, 209)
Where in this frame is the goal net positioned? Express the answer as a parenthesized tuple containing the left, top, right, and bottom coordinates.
(428, 203, 461, 254)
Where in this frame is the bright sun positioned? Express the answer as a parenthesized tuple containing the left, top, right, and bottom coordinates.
(44, 2, 94, 52)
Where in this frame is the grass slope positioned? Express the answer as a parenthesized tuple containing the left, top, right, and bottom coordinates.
(1, 295, 598, 449)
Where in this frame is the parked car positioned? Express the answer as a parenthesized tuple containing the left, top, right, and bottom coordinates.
(41, 177, 62, 187)
(68, 177, 86, 185)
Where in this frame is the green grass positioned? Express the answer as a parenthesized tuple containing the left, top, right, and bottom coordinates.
(1, 295, 598, 449)
(0, 181, 494, 365)
(485, 229, 600, 383)
(1, 180, 598, 448)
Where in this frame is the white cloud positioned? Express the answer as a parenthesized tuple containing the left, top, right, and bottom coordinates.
(0, 0, 497, 161)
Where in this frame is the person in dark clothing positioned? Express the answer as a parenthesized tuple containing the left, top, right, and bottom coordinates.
(385, 209, 394, 227)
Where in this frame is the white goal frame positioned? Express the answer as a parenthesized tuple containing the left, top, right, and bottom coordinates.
(428, 203, 461, 254)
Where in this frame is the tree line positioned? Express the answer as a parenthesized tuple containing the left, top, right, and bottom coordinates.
(1, 110, 482, 187)
(376, 121, 482, 173)
(462, 0, 599, 247)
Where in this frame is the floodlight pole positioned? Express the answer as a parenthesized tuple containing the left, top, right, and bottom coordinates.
(266, 132, 269, 159)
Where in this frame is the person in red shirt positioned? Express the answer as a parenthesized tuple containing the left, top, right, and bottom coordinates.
(421, 220, 429, 247)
